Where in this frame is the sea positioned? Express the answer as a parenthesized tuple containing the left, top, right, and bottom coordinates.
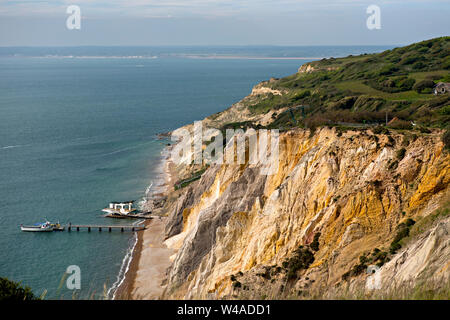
(0, 45, 392, 299)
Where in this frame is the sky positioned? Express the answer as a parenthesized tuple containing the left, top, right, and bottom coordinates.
(0, 0, 449, 46)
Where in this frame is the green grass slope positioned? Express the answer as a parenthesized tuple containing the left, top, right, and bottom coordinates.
(241, 37, 450, 132)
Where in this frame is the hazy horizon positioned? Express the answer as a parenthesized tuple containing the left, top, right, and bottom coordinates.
(0, 45, 395, 61)
(0, 44, 398, 48)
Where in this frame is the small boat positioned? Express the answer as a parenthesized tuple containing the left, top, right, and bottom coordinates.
(20, 221, 54, 232)
(51, 222, 65, 231)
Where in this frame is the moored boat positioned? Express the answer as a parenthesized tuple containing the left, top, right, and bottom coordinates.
(20, 221, 54, 232)
(51, 222, 65, 231)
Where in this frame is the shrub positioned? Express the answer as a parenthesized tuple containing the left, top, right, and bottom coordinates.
(372, 126, 390, 135)
(443, 57, 450, 70)
(388, 160, 398, 170)
(351, 263, 367, 276)
(389, 120, 412, 130)
(396, 148, 406, 160)
(418, 126, 431, 134)
(412, 61, 426, 70)
(359, 255, 369, 264)
(342, 257, 369, 281)
(440, 74, 450, 83)
(443, 130, 450, 149)
(413, 80, 435, 93)
(405, 218, 416, 227)
(305, 115, 330, 132)
(440, 105, 450, 115)
(426, 74, 443, 81)
(367, 76, 416, 93)
(332, 96, 357, 109)
(256, 267, 272, 280)
(400, 55, 421, 65)
(393, 225, 410, 243)
(379, 64, 399, 76)
(389, 220, 415, 254)
(0, 277, 38, 300)
(285, 247, 315, 280)
(342, 271, 351, 281)
(402, 136, 410, 147)
(388, 136, 395, 146)
(292, 90, 311, 101)
(399, 77, 416, 90)
(310, 232, 321, 251)
(390, 242, 402, 254)
(374, 251, 388, 265)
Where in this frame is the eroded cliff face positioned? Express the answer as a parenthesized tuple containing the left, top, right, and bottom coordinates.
(162, 127, 449, 299)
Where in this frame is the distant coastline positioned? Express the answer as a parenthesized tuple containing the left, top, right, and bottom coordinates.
(3, 54, 320, 60)
(173, 55, 324, 60)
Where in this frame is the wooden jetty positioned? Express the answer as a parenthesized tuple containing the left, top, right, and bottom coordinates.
(66, 224, 145, 232)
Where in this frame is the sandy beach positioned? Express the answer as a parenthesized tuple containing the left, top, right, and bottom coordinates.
(114, 147, 176, 300)
(129, 217, 175, 299)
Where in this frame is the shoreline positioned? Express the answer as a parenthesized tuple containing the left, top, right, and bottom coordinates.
(112, 219, 147, 299)
(114, 144, 175, 300)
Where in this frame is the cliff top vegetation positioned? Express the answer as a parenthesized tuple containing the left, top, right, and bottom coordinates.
(238, 37, 449, 132)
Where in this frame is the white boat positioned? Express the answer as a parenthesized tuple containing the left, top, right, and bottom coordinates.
(20, 221, 54, 232)
(102, 201, 137, 216)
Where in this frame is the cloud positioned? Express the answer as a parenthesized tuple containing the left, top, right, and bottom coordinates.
(1, 0, 446, 18)
(1, 0, 448, 46)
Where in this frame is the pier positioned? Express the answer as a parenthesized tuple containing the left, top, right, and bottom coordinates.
(67, 224, 145, 232)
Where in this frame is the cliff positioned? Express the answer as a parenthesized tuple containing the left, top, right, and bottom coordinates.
(161, 126, 449, 299)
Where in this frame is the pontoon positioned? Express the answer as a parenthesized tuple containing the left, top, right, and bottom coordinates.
(102, 201, 137, 216)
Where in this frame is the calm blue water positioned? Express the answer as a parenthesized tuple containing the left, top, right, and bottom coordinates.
(0, 46, 391, 299)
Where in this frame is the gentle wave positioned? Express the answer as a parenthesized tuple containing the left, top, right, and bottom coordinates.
(107, 226, 140, 300)
(97, 140, 157, 158)
(1, 145, 23, 150)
